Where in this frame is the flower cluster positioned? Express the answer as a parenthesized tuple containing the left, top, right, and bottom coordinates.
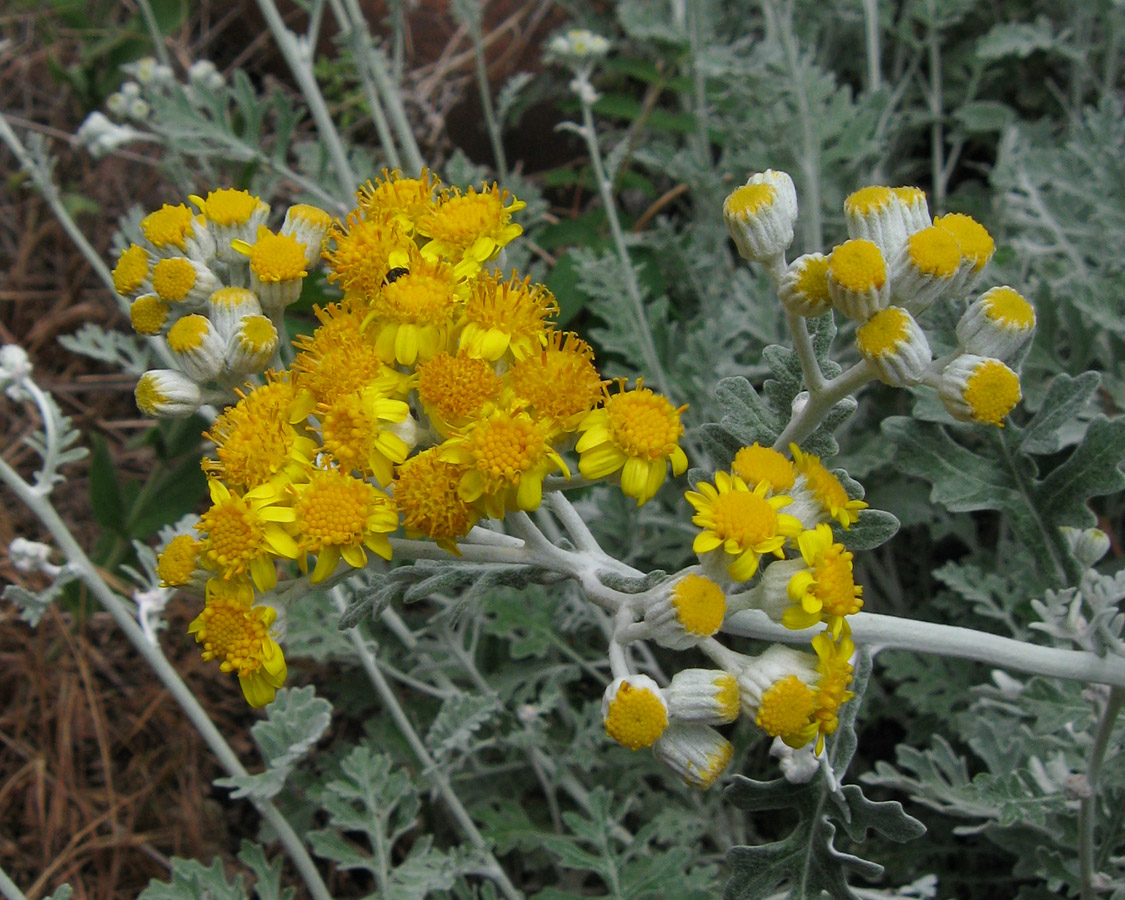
(728, 173, 1035, 426)
(119, 188, 331, 419)
(149, 170, 691, 707)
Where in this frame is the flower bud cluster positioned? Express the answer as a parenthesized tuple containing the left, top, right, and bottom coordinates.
(724, 172, 1035, 427)
(118, 189, 331, 418)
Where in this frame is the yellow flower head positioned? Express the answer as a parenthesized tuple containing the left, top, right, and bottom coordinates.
(934, 212, 995, 272)
(356, 167, 441, 230)
(141, 203, 196, 251)
(415, 351, 504, 436)
(324, 210, 409, 302)
(575, 379, 689, 506)
(191, 188, 270, 228)
(757, 675, 818, 748)
(732, 442, 796, 493)
(156, 534, 202, 587)
(602, 675, 669, 750)
(365, 245, 465, 366)
(939, 355, 1021, 426)
(811, 632, 855, 752)
(458, 272, 558, 362)
(418, 184, 525, 275)
(956, 286, 1036, 360)
(439, 405, 570, 518)
(670, 573, 727, 637)
(196, 479, 299, 593)
(113, 244, 149, 296)
(315, 385, 411, 486)
(292, 302, 406, 408)
(778, 253, 832, 318)
(827, 238, 889, 320)
(188, 577, 287, 708)
(784, 524, 864, 637)
(507, 331, 605, 433)
(129, 294, 171, 335)
(685, 471, 803, 581)
(653, 723, 734, 790)
(790, 444, 868, 528)
(394, 446, 479, 554)
(290, 467, 398, 583)
(202, 376, 317, 492)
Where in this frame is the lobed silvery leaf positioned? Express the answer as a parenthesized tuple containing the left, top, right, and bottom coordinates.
(59, 323, 151, 375)
(215, 686, 332, 801)
(138, 857, 248, 900)
(236, 842, 294, 900)
(3, 567, 78, 627)
(425, 692, 503, 763)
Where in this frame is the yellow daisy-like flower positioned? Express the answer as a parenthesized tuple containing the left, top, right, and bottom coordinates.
(439, 405, 570, 518)
(290, 467, 398, 583)
(315, 384, 411, 486)
(784, 524, 864, 637)
(140, 203, 196, 252)
(203, 377, 318, 492)
(356, 167, 441, 231)
(458, 272, 558, 363)
(394, 447, 479, 554)
(156, 534, 202, 587)
(196, 479, 299, 593)
(685, 471, 803, 581)
(602, 675, 669, 750)
(188, 577, 287, 708)
(507, 331, 605, 434)
(575, 380, 689, 506)
(790, 444, 868, 529)
(418, 184, 526, 276)
(292, 302, 407, 408)
(731, 442, 796, 493)
(757, 674, 818, 749)
(811, 632, 855, 753)
(364, 246, 465, 366)
(324, 210, 409, 302)
(415, 351, 504, 437)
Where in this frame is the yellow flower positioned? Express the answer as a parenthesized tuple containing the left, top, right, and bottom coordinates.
(141, 203, 196, 252)
(811, 632, 855, 752)
(784, 524, 864, 637)
(190, 188, 270, 261)
(507, 330, 605, 433)
(643, 573, 727, 649)
(685, 471, 803, 581)
(188, 577, 287, 708)
(202, 376, 318, 492)
(778, 253, 832, 318)
(415, 351, 504, 437)
(418, 184, 525, 276)
(439, 405, 570, 518)
(939, 354, 1021, 426)
(731, 442, 796, 493)
(324, 209, 409, 302)
(458, 272, 558, 363)
(315, 385, 411, 486)
(196, 479, 299, 592)
(156, 534, 202, 587)
(290, 467, 398, 583)
(652, 724, 733, 790)
(790, 444, 868, 529)
(575, 379, 688, 506)
(394, 447, 480, 554)
(356, 167, 441, 231)
(364, 246, 465, 366)
(233, 226, 309, 311)
(129, 295, 170, 335)
(292, 302, 407, 408)
(112, 244, 150, 296)
(602, 675, 668, 750)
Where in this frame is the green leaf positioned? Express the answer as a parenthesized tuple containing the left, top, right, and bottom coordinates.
(953, 100, 1016, 133)
(976, 17, 1059, 61)
(139, 857, 248, 900)
(837, 508, 900, 551)
(236, 843, 295, 900)
(1020, 372, 1100, 455)
(426, 693, 502, 761)
(89, 433, 126, 535)
(215, 686, 332, 800)
(1033, 416, 1125, 528)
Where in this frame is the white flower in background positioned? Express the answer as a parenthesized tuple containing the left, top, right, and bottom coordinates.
(9, 537, 55, 574)
(75, 112, 144, 158)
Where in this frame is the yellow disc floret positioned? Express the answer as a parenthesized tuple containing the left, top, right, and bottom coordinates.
(964, 359, 1022, 425)
(196, 480, 298, 593)
(418, 184, 525, 273)
(828, 239, 886, 292)
(934, 212, 995, 271)
(671, 573, 727, 636)
(240, 226, 307, 282)
(166, 315, 210, 352)
(508, 331, 605, 432)
(130, 295, 170, 335)
(156, 534, 202, 586)
(732, 443, 796, 492)
(982, 286, 1035, 328)
(394, 447, 478, 554)
(784, 523, 864, 637)
(905, 226, 961, 277)
(856, 307, 911, 357)
(459, 272, 558, 362)
(756, 675, 817, 746)
(603, 677, 669, 750)
(113, 244, 149, 295)
(193, 188, 265, 226)
(415, 352, 504, 435)
(844, 185, 894, 216)
(141, 204, 195, 250)
(325, 210, 407, 300)
(152, 258, 198, 303)
(725, 182, 776, 216)
(290, 467, 398, 583)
